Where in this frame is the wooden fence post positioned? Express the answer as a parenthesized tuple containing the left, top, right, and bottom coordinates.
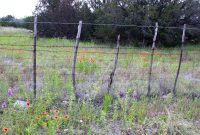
(147, 22, 158, 97)
(33, 16, 37, 99)
(72, 21, 82, 94)
(173, 24, 186, 97)
(108, 35, 120, 93)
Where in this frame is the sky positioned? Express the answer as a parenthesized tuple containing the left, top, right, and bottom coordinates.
(0, 0, 39, 18)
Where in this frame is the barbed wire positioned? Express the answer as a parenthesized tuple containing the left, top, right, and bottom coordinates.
(0, 47, 199, 56)
(0, 42, 200, 52)
(0, 35, 33, 38)
(1, 72, 177, 80)
(0, 56, 183, 63)
(0, 78, 171, 83)
(1, 21, 200, 30)
(0, 63, 185, 71)
(0, 63, 187, 76)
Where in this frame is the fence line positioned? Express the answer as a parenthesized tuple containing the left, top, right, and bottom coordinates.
(0, 55, 184, 63)
(0, 36, 33, 38)
(1, 18, 199, 99)
(2, 70, 183, 77)
(0, 46, 198, 55)
(0, 43, 199, 51)
(1, 21, 200, 30)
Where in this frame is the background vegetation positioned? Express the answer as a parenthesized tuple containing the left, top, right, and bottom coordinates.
(1, 0, 200, 47)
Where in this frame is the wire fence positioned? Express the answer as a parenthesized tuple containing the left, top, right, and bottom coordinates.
(0, 18, 200, 100)
(1, 20, 200, 31)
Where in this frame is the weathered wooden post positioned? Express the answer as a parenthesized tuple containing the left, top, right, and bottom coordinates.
(173, 24, 186, 97)
(147, 22, 158, 97)
(33, 16, 37, 99)
(108, 35, 120, 93)
(72, 21, 82, 94)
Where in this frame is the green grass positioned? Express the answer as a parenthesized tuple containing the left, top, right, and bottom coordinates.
(0, 26, 199, 134)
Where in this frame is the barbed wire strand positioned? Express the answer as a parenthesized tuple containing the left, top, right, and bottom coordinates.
(1, 21, 200, 30)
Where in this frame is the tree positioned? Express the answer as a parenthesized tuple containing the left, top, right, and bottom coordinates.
(0, 15, 16, 27)
(33, 0, 93, 39)
(32, 0, 200, 46)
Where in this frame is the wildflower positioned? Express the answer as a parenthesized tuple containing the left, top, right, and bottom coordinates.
(26, 100, 30, 108)
(1, 101, 7, 109)
(119, 91, 126, 98)
(42, 112, 47, 115)
(55, 110, 59, 113)
(36, 116, 41, 120)
(132, 91, 141, 101)
(7, 87, 14, 97)
(52, 115, 60, 120)
(79, 120, 83, 123)
(64, 115, 70, 120)
(2, 128, 9, 134)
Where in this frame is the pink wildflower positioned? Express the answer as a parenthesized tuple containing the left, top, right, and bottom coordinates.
(1, 101, 7, 108)
(7, 87, 14, 97)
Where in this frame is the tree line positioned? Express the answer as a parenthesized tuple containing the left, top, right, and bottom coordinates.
(1, 0, 200, 47)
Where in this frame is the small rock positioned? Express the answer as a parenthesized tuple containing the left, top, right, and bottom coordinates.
(63, 129, 68, 132)
(161, 93, 172, 100)
(14, 100, 27, 108)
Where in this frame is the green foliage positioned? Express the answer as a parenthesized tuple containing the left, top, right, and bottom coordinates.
(177, 98, 200, 120)
(0, 15, 16, 27)
(77, 61, 99, 73)
(103, 94, 113, 113)
(127, 101, 147, 124)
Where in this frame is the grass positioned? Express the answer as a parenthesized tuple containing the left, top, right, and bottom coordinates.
(0, 26, 199, 134)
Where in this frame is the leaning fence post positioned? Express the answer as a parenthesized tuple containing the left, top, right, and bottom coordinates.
(72, 21, 82, 95)
(33, 16, 37, 99)
(147, 22, 158, 97)
(108, 35, 120, 93)
(173, 24, 186, 97)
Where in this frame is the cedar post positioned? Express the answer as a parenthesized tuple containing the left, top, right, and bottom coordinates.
(33, 16, 37, 99)
(108, 35, 120, 93)
(72, 21, 82, 94)
(173, 24, 186, 97)
(147, 22, 158, 97)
